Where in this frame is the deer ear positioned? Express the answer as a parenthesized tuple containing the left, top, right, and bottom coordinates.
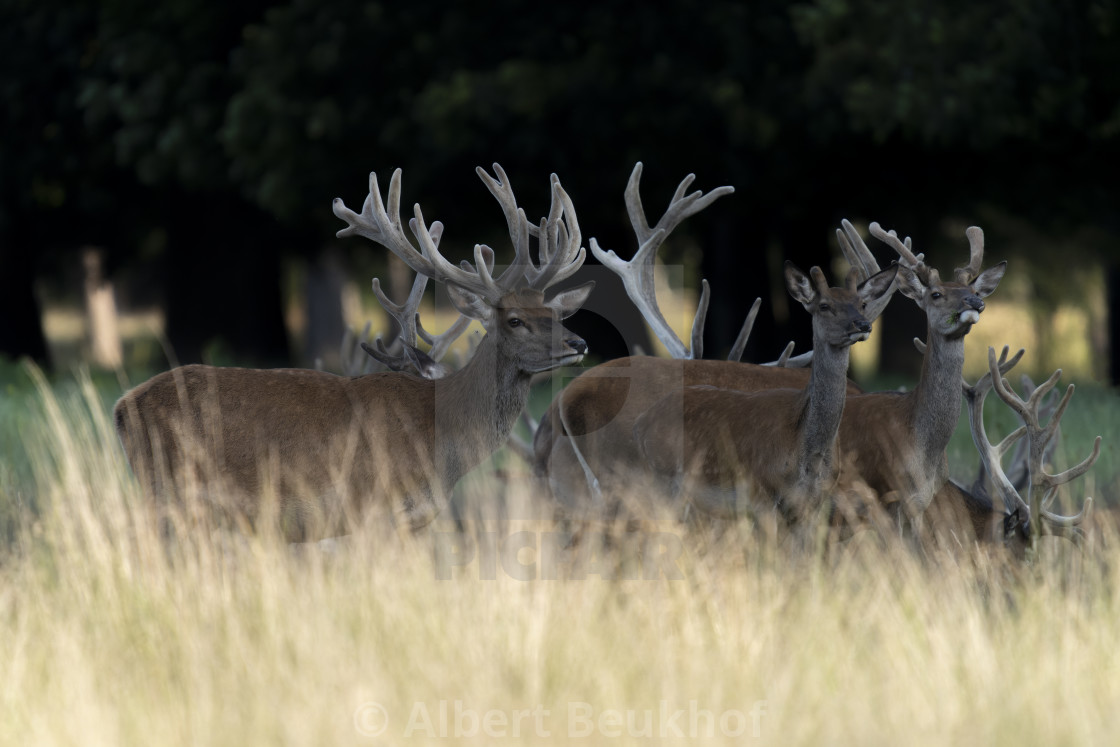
(446, 284, 495, 324)
(548, 281, 595, 319)
(896, 264, 926, 301)
(972, 261, 1006, 298)
(1004, 507, 1023, 538)
(859, 265, 898, 303)
(784, 262, 816, 306)
(403, 345, 447, 380)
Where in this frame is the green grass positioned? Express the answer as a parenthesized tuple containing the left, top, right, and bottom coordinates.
(2, 360, 1120, 746)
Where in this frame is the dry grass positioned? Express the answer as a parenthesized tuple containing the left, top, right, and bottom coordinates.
(2, 367, 1119, 746)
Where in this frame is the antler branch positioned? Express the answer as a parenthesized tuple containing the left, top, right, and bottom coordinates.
(836, 219, 883, 281)
(961, 345, 1031, 522)
(334, 165, 587, 306)
(591, 162, 733, 359)
(954, 226, 985, 284)
(868, 222, 922, 269)
(988, 348, 1100, 538)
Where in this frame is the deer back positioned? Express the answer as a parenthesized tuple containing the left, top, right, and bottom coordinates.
(532, 356, 862, 494)
(118, 366, 434, 482)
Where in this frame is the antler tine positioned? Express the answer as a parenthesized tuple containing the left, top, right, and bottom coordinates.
(1005, 374, 1063, 490)
(626, 163, 735, 240)
(591, 230, 687, 349)
(1035, 382, 1100, 520)
(690, 279, 711, 361)
(837, 219, 882, 281)
(339, 321, 377, 376)
(475, 163, 538, 293)
(954, 226, 985, 284)
(760, 341, 812, 368)
(334, 170, 414, 256)
(966, 346, 1026, 424)
(356, 219, 463, 379)
(1036, 425, 1098, 531)
(989, 353, 1101, 535)
(838, 220, 901, 324)
(410, 209, 505, 300)
(991, 365, 1060, 430)
(371, 274, 424, 348)
(417, 313, 472, 364)
(476, 166, 586, 293)
(364, 273, 449, 377)
(334, 168, 503, 301)
(358, 209, 439, 377)
(783, 351, 814, 368)
(868, 222, 923, 269)
(962, 346, 1032, 518)
(360, 339, 450, 380)
(728, 297, 762, 362)
(591, 163, 733, 359)
(527, 174, 587, 291)
(776, 341, 796, 367)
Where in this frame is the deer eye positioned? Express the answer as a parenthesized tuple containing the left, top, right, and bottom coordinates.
(931, 291, 943, 300)
(818, 303, 830, 312)
(508, 317, 523, 328)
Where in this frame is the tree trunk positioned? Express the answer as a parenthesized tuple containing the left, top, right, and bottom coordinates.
(1109, 263, 1120, 387)
(0, 230, 49, 364)
(303, 247, 347, 370)
(82, 247, 122, 369)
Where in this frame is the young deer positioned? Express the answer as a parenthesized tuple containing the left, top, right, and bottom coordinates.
(633, 262, 897, 526)
(835, 224, 1006, 533)
(115, 165, 593, 541)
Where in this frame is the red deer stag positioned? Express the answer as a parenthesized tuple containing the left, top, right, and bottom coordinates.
(834, 224, 1005, 535)
(115, 165, 593, 541)
(533, 201, 903, 518)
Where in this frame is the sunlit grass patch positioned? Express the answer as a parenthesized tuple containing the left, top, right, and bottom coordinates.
(1, 365, 1120, 745)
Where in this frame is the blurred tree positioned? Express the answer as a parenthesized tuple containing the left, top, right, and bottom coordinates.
(76, 0, 293, 365)
(2, 0, 1118, 381)
(217, 0, 833, 361)
(791, 0, 1120, 377)
(0, 1, 100, 364)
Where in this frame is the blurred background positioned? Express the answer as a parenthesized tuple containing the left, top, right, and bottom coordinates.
(3, 0, 1118, 385)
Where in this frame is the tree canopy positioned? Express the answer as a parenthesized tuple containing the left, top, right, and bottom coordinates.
(3, 0, 1118, 377)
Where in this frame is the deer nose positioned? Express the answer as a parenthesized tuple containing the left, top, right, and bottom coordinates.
(855, 319, 872, 334)
(567, 338, 588, 355)
(965, 295, 985, 312)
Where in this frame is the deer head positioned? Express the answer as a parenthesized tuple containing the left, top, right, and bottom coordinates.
(333, 165, 595, 379)
(872, 223, 1006, 340)
(784, 263, 897, 350)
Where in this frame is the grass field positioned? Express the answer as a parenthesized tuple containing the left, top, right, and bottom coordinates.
(2, 359, 1119, 746)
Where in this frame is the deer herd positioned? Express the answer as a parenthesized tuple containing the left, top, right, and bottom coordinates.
(113, 163, 1102, 560)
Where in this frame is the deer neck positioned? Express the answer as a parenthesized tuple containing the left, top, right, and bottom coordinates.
(436, 333, 531, 461)
(799, 339, 851, 465)
(910, 329, 965, 461)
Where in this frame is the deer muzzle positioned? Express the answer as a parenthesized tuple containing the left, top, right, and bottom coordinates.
(551, 335, 589, 366)
(960, 296, 984, 325)
(848, 319, 872, 343)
